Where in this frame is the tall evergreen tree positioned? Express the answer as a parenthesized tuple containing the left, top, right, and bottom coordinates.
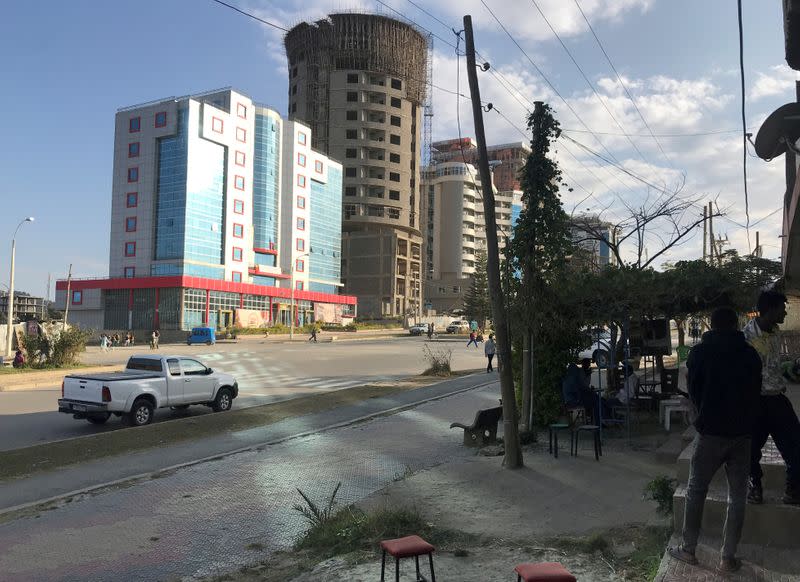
(463, 250, 490, 326)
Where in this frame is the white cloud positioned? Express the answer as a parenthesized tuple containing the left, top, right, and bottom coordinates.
(749, 64, 800, 101)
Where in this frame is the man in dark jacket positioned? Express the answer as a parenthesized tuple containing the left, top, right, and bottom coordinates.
(669, 307, 762, 574)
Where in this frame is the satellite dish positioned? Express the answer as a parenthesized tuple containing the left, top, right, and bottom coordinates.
(754, 102, 800, 160)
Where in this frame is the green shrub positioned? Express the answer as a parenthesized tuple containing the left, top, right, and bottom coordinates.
(22, 327, 90, 368)
(643, 475, 678, 516)
(422, 344, 452, 376)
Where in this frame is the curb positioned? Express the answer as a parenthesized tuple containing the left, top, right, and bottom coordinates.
(0, 365, 122, 392)
(0, 375, 497, 519)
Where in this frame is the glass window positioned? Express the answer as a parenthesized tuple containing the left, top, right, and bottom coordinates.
(235, 150, 246, 166)
(125, 241, 136, 257)
(389, 190, 400, 200)
(297, 195, 306, 209)
(296, 259, 304, 272)
(391, 78, 402, 90)
(296, 238, 305, 251)
(126, 192, 138, 207)
(180, 358, 208, 376)
(346, 91, 358, 102)
(124, 267, 135, 278)
(128, 142, 140, 157)
(212, 117, 224, 133)
(390, 115, 401, 127)
(345, 167, 357, 177)
(155, 111, 167, 128)
(129, 117, 140, 132)
(297, 217, 305, 230)
(236, 127, 247, 142)
(390, 152, 400, 163)
(127, 167, 138, 182)
(237, 103, 247, 119)
(346, 129, 357, 139)
(234, 199, 244, 214)
(391, 97, 401, 108)
(347, 73, 359, 83)
(346, 110, 357, 121)
(234, 175, 245, 190)
(167, 359, 182, 376)
(232, 271, 242, 283)
(345, 186, 356, 196)
(72, 290, 82, 304)
(232, 247, 243, 261)
(296, 281, 304, 290)
(390, 134, 401, 145)
(298, 153, 306, 167)
(126, 217, 137, 232)
(389, 172, 400, 182)
(315, 160, 323, 173)
(233, 223, 244, 238)
(346, 148, 357, 158)
(297, 174, 306, 188)
(298, 132, 307, 145)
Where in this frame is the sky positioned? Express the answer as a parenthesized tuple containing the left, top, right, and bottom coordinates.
(1, 0, 798, 298)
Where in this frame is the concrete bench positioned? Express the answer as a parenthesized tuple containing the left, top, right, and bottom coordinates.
(450, 406, 503, 447)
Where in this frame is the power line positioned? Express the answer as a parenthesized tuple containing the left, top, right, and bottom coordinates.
(736, 0, 752, 252)
(208, 0, 288, 31)
(562, 127, 748, 138)
(529, 0, 653, 169)
(572, 0, 674, 169)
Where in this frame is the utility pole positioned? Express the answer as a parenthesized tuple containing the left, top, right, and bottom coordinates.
(708, 201, 715, 266)
(755, 231, 761, 257)
(463, 14, 523, 468)
(702, 205, 708, 262)
(63, 264, 72, 327)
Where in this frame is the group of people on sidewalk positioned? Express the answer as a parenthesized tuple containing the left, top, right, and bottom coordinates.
(670, 290, 800, 573)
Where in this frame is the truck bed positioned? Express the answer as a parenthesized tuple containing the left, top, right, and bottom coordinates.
(66, 371, 161, 382)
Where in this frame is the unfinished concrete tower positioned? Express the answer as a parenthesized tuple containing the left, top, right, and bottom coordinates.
(285, 14, 427, 317)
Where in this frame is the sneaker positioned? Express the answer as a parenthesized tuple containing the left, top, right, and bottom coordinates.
(718, 557, 742, 573)
(668, 546, 698, 566)
(747, 478, 763, 505)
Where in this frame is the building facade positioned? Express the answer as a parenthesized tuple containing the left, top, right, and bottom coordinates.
(0, 292, 47, 323)
(421, 162, 514, 313)
(58, 88, 354, 333)
(431, 138, 531, 192)
(285, 14, 428, 317)
(568, 214, 616, 271)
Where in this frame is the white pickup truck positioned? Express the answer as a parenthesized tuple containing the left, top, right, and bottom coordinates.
(58, 355, 238, 427)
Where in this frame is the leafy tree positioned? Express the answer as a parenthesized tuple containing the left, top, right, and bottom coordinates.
(463, 250, 490, 326)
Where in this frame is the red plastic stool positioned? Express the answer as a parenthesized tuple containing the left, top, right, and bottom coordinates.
(515, 562, 576, 581)
(380, 535, 436, 582)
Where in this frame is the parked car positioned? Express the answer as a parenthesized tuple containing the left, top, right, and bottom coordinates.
(578, 331, 612, 368)
(446, 320, 471, 334)
(409, 324, 428, 336)
(187, 326, 216, 345)
(58, 355, 238, 426)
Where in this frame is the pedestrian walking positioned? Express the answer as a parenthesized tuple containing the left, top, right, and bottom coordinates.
(669, 307, 762, 573)
(484, 334, 496, 372)
(743, 289, 800, 506)
(100, 334, 109, 352)
(466, 330, 479, 348)
(151, 330, 160, 350)
(308, 326, 318, 342)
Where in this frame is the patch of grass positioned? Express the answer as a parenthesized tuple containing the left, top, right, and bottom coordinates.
(295, 506, 473, 561)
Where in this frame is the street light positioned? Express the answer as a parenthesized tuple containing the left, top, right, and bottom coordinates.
(5, 217, 34, 357)
(289, 252, 310, 341)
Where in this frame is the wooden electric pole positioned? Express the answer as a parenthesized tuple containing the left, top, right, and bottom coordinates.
(463, 14, 523, 468)
(702, 205, 708, 262)
(708, 201, 715, 265)
(63, 264, 72, 327)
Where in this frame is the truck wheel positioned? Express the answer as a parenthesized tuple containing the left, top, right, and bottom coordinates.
(127, 398, 154, 426)
(212, 387, 233, 412)
(206, 340, 212, 345)
(87, 413, 111, 425)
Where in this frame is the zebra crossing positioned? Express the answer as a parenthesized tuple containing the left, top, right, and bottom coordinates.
(198, 351, 403, 394)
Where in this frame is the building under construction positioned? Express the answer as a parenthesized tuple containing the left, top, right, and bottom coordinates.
(285, 14, 428, 317)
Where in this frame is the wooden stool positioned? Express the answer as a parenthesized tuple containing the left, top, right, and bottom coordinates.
(548, 423, 570, 458)
(571, 424, 602, 461)
(380, 535, 435, 582)
(515, 562, 576, 581)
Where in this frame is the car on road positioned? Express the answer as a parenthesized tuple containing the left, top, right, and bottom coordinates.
(578, 331, 612, 368)
(409, 324, 428, 336)
(187, 326, 216, 345)
(446, 320, 470, 334)
(58, 355, 238, 427)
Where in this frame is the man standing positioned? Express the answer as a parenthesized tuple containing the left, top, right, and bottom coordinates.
(743, 289, 800, 505)
(670, 307, 762, 573)
(484, 334, 496, 372)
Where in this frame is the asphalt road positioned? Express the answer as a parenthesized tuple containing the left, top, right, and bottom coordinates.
(0, 336, 486, 451)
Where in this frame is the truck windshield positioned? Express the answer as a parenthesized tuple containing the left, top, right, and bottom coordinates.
(126, 358, 163, 372)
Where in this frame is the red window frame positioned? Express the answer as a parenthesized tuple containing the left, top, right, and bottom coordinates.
(236, 127, 247, 143)
(297, 152, 306, 167)
(126, 192, 138, 208)
(125, 216, 137, 232)
(211, 116, 224, 134)
(297, 174, 306, 188)
(296, 238, 305, 251)
(232, 246, 243, 262)
(296, 217, 305, 231)
(298, 131, 307, 145)
(233, 223, 244, 238)
(129, 117, 140, 133)
(295, 259, 305, 272)
(315, 160, 323, 173)
(232, 271, 242, 283)
(234, 150, 246, 167)
(233, 199, 244, 214)
(155, 111, 167, 128)
(71, 290, 83, 305)
(124, 241, 136, 257)
(124, 267, 135, 278)
(234, 175, 245, 191)
(128, 142, 140, 158)
(295, 281, 304, 290)
(297, 195, 306, 209)
(237, 103, 247, 119)
(127, 167, 139, 183)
